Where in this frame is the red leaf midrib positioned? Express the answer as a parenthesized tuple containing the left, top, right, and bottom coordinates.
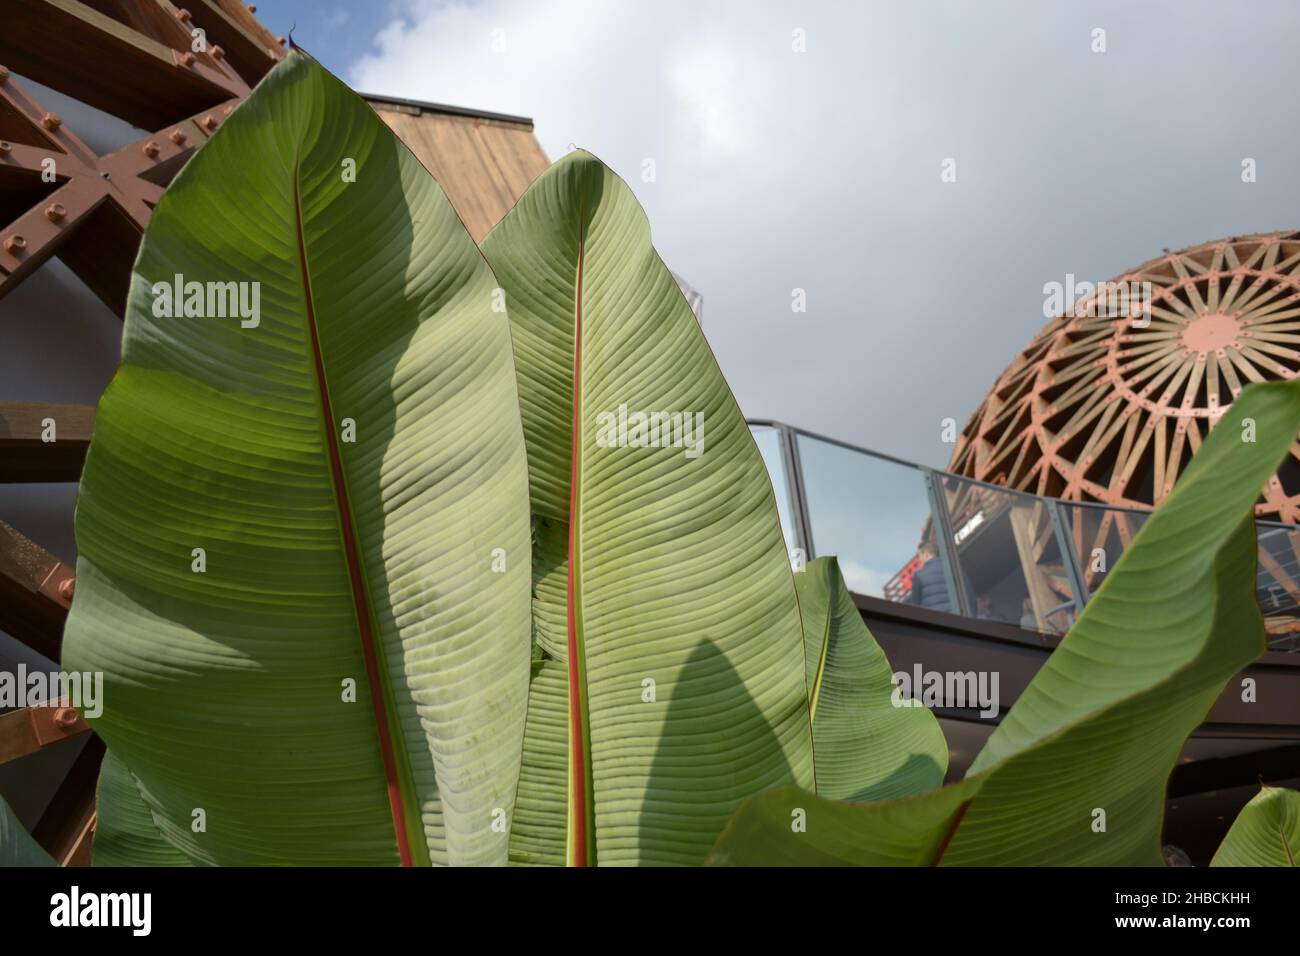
(292, 159, 415, 867)
(567, 195, 592, 867)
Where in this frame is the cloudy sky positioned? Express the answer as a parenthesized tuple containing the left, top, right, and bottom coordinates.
(249, 0, 1300, 468)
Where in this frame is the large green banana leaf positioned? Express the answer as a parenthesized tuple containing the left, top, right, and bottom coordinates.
(0, 794, 53, 867)
(60, 52, 533, 866)
(796, 556, 947, 800)
(1211, 786, 1299, 866)
(91, 750, 191, 867)
(481, 151, 814, 865)
(709, 380, 1300, 865)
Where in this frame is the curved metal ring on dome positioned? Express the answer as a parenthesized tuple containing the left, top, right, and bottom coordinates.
(951, 231, 1300, 523)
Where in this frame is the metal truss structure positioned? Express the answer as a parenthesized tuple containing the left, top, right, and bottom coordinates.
(0, 0, 283, 866)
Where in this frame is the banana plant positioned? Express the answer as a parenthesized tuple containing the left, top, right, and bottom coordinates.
(1211, 786, 1299, 866)
(795, 556, 947, 801)
(59, 51, 534, 866)
(708, 380, 1300, 866)
(481, 151, 814, 866)
(12, 49, 1289, 871)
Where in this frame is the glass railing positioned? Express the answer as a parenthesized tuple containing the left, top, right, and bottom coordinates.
(749, 421, 1300, 652)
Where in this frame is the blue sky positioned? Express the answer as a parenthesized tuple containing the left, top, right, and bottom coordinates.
(240, 2, 372, 75)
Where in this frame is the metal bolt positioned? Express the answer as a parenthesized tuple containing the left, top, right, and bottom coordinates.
(143, 140, 160, 158)
(41, 112, 61, 131)
(211, 45, 225, 61)
(201, 115, 218, 131)
(53, 707, 80, 729)
(3, 235, 25, 254)
(44, 202, 66, 222)
(179, 51, 195, 67)
(58, 576, 74, 599)
(222, 104, 234, 116)
(0, 141, 10, 156)
(277, 36, 286, 46)
(176, 7, 191, 22)
(248, 4, 257, 11)
(170, 128, 187, 145)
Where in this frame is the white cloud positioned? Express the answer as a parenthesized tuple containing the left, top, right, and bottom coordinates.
(347, 1, 1300, 468)
(346, 1, 889, 397)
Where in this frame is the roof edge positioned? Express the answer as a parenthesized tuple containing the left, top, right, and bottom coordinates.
(360, 91, 534, 129)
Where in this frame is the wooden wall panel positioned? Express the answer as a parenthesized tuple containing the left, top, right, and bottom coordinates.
(374, 105, 550, 243)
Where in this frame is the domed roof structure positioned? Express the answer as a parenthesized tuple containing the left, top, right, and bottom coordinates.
(950, 231, 1300, 521)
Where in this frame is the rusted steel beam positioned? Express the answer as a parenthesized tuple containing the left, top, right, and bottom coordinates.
(0, 10, 272, 311)
(187, 0, 284, 83)
(0, 0, 282, 872)
(0, 519, 73, 661)
(55, 199, 144, 313)
(0, 0, 246, 129)
(0, 93, 56, 151)
(81, 0, 217, 66)
(0, 181, 112, 294)
(98, 97, 239, 191)
(0, 139, 71, 180)
(0, 704, 92, 766)
(32, 734, 104, 865)
(0, 71, 242, 312)
(0, 60, 105, 170)
(0, 402, 95, 482)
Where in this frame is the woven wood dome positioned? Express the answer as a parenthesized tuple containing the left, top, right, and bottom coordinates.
(950, 231, 1300, 522)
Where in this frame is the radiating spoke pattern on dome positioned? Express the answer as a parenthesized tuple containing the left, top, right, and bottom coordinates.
(951, 231, 1300, 523)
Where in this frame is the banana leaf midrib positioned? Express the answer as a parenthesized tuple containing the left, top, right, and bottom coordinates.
(566, 195, 597, 867)
(291, 152, 423, 867)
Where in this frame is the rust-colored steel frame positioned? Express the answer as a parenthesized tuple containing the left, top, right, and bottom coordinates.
(0, 0, 287, 313)
(0, 0, 282, 866)
(951, 232, 1300, 522)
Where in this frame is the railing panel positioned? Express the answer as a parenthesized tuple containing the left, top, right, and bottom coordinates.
(750, 425, 798, 559)
(1056, 502, 1151, 598)
(749, 419, 1300, 651)
(1255, 523, 1300, 652)
(793, 434, 947, 607)
(940, 474, 1076, 634)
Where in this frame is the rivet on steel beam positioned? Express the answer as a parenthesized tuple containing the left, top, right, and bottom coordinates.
(277, 36, 287, 46)
(58, 577, 74, 600)
(0, 65, 8, 83)
(53, 707, 80, 729)
(223, 105, 234, 116)
(201, 115, 218, 131)
(41, 113, 62, 131)
(0, 141, 10, 156)
(176, 7, 192, 22)
(212, 45, 225, 61)
(179, 51, 195, 67)
(143, 140, 160, 158)
(170, 129, 188, 145)
(3, 235, 26, 254)
(44, 202, 66, 223)
(248, 4, 257, 12)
